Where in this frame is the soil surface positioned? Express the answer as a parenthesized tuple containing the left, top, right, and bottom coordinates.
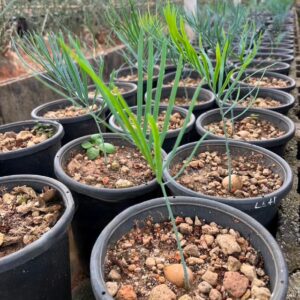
(104, 217, 271, 299)
(115, 111, 186, 132)
(66, 145, 154, 188)
(171, 151, 282, 198)
(118, 73, 148, 81)
(0, 124, 54, 153)
(229, 96, 281, 108)
(0, 185, 63, 258)
(88, 86, 131, 99)
(43, 104, 98, 119)
(161, 97, 209, 106)
(243, 76, 290, 88)
(204, 115, 286, 141)
(165, 77, 204, 88)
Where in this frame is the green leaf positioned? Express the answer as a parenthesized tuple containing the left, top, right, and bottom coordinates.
(91, 134, 102, 142)
(94, 138, 104, 146)
(81, 141, 93, 149)
(87, 147, 100, 160)
(99, 143, 116, 154)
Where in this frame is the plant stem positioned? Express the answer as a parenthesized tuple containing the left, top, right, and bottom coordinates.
(218, 100, 232, 191)
(90, 111, 108, 163)
(160, 183, 190, 290)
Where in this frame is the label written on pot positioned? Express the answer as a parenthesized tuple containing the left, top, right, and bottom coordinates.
(254, 196, 276, 209)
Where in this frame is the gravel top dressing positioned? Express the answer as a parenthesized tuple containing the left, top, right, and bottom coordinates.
(66, 145, 154, 189)
(243, 77, 289, 88)
(43, 104, 98, 119)
(229, 96, 281, 108)
(171, 151, 282, 199)
(204, 115, 286, 141)
(104, 216, 271, 299)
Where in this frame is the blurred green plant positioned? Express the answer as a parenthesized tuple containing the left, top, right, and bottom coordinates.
(164, 3, 261, 191)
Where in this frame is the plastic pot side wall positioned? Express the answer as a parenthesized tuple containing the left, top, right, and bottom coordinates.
(0, 175, 75, 300)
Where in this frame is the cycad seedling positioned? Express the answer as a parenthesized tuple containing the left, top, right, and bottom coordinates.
(164, 3, 261, 193)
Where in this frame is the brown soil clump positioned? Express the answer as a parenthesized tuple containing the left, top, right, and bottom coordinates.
(0, 185, 63, 258)
(0, 124, 54, 153)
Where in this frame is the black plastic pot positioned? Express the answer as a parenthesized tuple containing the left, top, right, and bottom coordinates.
(257, 46, 294, 56)
(231, 70, 296, 93)
(254, 53, 294, 64)
(163, 140, 293, 225)
(109, 105, 196, 152)
(31, 98, 106, 145)
(0, 120, 64, 177)
(195, 107, 295, 155)
(54, 133, 162, 269)
(146, 86, 215, 118)
(90, 196, 288, 300)
(89, 82, 137, 107)
(224, 87, 295, 115)
(0, 175, 74, 300)
(115, 66, 160, 91)
(163, 68, 209, 90)
(156, 59, 177, 74)
(235, 60, 290, 75)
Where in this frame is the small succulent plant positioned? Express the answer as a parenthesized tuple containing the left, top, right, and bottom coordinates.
(81, 134, 116, 160)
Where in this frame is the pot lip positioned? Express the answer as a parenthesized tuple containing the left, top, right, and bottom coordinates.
(235, 60, 290, 70)
(0, 120, 64, 160)
(163, 68, 202, 82)
(254, 53, 294, 61)
(31, 97, 105, 124)
(109, 105, 196, 138)
(90, 196, 288, 300)
(0, 175, 74, 273)
(257, 46, 294, 53)
(115, 65, 160, 82)
(260, 42, 294, 49)
(145, 86, 216, 109)
(54, 133, 160, 200)
(163, 140, 293, 203)
(223, 87, 295, 110)
(231, 70, 296, 90)
(195, 107, 295, 146)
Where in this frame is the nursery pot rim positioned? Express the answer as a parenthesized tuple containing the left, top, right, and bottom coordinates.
(115, 65, 160, 83)
(31, 97, 106, 125)
(90, 196, 288, 300)
(145, 85, 215, 109)
(54, 133, 160, 202)
(0, 175, 74, 273)
(195, 107, 295, 147)
(88, 81, 138, 99)
(231, 70, 296, 91)
(235, 60, 290, 73)
(254, 52, 294, 63)
(223, 87, 295, 111)
(162, 68, 206, 84)
(163, 140, 293, 203)
(257, 46, 294, 54)
(0, 119, 64, 160)
(109, 105, 196, 139)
